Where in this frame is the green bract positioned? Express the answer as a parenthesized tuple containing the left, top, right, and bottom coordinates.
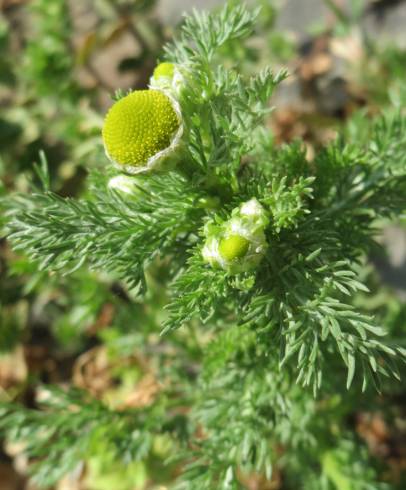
(107, 175, 138, 195)
(202, 198, 269, 274)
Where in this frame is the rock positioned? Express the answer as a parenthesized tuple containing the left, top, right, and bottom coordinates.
(362, 0, 406, 49)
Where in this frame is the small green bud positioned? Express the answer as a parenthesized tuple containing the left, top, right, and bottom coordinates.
(219, 234, 250, 261)
(202, 198, 269, 274)
(153, 62, 175, 80)
(149, 62, 185, 96)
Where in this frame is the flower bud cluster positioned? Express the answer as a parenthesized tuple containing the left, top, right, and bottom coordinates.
(202, 198, 269, 274)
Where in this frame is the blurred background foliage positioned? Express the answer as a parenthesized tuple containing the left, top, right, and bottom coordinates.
(0, 0, 406, 489)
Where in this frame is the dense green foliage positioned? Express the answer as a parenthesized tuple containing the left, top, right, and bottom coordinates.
(1, 2, 406, 489)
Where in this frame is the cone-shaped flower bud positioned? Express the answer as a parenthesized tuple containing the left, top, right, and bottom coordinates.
(218, 234, 250, 261)
(149, 62, 184, 95)
(202, 198, 269, 274)
(153, 62, 175, 80)
(102, 89, 183, 174)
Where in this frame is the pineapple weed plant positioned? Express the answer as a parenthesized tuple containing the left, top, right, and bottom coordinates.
(1, 3, 406, 489)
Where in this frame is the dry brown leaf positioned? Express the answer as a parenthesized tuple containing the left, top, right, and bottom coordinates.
(56, 463, 85, 490)
(73, 346, 161, 409)
(0, 0, 27, 11)
(118, 373, 161, 409)
(86, 303, 115, 336)
(0, 461, 26, 490)
(300, 53, 333, 80)
(271, 109, 307, 144)
(330, 33, 363, 64)
(73, 347, 112, 398)
(238, 467, 282, 490)
(4, 441, 29, 477)
(356, 412, 390, 458)
(0, 346, 27, 390)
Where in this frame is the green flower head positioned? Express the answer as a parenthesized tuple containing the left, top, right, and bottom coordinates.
(202, 198, 269, 274)
(218, 234, 250, 261)
(149, 62, 185, 96)
(153, 62, 175, 80)
(102, 89, 183, 174)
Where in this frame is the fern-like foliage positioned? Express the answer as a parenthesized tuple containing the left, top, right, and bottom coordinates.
(163, 112, 406, 394)
(2, 2, 406, 488)
(0, 387, 168, 488)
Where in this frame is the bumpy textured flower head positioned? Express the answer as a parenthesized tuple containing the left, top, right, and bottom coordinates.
(202, 198, 269, 274)
(102, 89, 183, 174)
(153, 62, 175, 79)
(149, 62, 185, 95)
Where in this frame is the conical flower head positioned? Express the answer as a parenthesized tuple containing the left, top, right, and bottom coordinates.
(202, 198, 269, 274)
(218, 234, 250, 261)
(149, 62, 185, 95)
(153, 62, 175, 80)
(102, 89, 183, 174)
